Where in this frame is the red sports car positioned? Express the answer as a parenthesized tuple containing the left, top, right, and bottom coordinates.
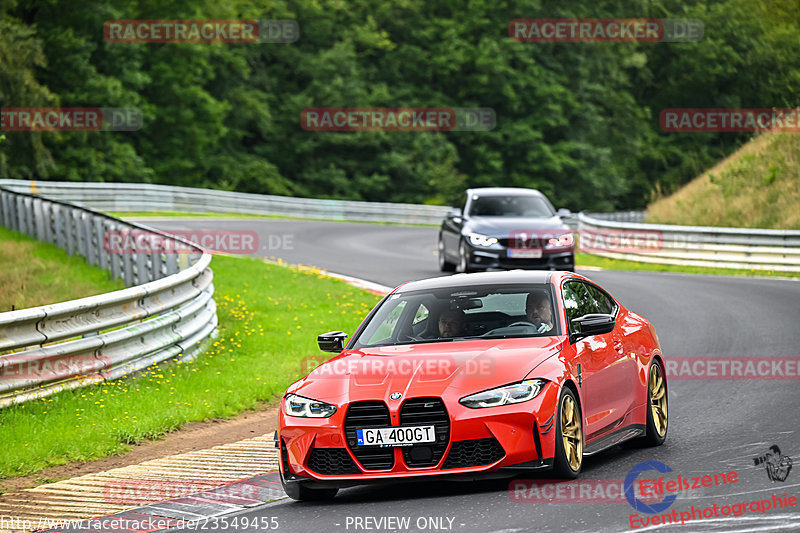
(278, 271, 668, 500)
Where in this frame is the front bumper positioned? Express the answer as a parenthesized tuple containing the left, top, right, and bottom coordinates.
(465, 243, 574, 271)
(278, 383, 560, 488)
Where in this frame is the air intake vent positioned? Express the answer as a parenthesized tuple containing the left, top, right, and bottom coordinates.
(307, 448, 360, 475)
(344, 401, 394, 470)
(399, 397, 450, 467)
(442, 438, 505, 469)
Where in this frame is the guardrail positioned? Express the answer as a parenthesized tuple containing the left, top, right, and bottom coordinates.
(0, 180, 451, 225)
(2, 178, 797, 278)
(578, 213, 800, 272)
(0, 186, 218, 408)
(585, 210, 646, 223)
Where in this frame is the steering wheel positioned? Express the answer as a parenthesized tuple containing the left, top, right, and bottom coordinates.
(507, 321, 537, 328)
(396, 332, 421, 342)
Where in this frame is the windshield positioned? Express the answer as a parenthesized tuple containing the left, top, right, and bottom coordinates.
(468, 195, 554, 217)
(351, 284, 560, 349)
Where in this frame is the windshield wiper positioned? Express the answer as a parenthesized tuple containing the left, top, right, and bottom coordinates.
(462, 334, 542, 340)
(370, 338, 455, 347)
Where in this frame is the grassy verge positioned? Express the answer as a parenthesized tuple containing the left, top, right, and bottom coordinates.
(576, 252, 800, 279)
(0, 227, 124, 312)
(647, 132, 800, 229)
(0, 253, 381, 479)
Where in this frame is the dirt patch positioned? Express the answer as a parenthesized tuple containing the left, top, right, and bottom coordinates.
(0, 405, 279, 494)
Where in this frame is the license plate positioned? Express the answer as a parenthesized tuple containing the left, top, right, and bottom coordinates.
(356, 426, 436, 447)
(508, 248, 542, 258)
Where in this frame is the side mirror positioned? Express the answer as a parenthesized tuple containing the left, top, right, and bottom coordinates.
(447, 208, 463, 224)
(557, 208, 572, 218)
(569, 314, 615, 343)
(317, 331, 348, 353)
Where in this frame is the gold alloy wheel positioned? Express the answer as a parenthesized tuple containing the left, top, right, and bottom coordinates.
(560, 394, 583, 471)
(649, 363, 668, 437)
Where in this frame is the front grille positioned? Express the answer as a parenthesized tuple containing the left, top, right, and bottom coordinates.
(442, 438, 505, 469)
(399, 398, 450, 467)
(307, 448, 360, 475)
(499, 258, 549, 268)
(344, 401, 394, 470)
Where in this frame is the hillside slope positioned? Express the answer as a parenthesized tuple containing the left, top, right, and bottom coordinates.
(646, 132, 799, 229)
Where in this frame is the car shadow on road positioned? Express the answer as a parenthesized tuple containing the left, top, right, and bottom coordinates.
(291, 448, 629, 506)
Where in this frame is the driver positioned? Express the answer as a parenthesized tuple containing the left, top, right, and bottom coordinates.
(526, 291, 554, 333)
(439, 309, 466, 338)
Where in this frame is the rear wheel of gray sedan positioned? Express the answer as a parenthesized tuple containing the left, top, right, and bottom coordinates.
(439, 237, 456, 272)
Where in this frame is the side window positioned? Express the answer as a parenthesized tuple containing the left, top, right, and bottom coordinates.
(572, 282, 595, 314)
(585, 283, 616, 315)
(562, 281, 601, 333)
(366, 301, 407, 344)
(562, 283, 582, 334)
(412, 304, 429, 325)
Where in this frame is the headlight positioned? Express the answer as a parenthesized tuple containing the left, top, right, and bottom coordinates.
(460, 379, 547, 409)
(545, 233, 574, 249)
(284, 394, 337, 418)
(467, 233, 499, 247)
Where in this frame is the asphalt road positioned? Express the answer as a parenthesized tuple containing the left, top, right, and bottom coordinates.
(142, 218, 800, 533)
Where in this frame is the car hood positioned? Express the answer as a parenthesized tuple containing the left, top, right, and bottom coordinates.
(464, 216, 569, 238)
(288, 337, 564, 405)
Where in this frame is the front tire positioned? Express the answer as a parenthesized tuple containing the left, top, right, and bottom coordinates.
(552, 387, 583, 479)
(280, 453, 339, 501)
(438, 237, 456, 272)
(458, 240, 472, 273)
(642, 360, 668, 446)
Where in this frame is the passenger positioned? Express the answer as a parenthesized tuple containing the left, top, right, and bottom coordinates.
(526, 291, 554, 333)
(439, 309, 466, 338)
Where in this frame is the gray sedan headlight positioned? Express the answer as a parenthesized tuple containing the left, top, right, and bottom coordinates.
(460, 379, 548, 409)
(284, 394, 337, 418)
(544, 233, 574, 249)
(467, 233, 499, 247)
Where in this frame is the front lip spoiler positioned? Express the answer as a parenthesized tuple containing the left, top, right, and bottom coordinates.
(497, 457, 554, 472)
(282, 458, 555, 490)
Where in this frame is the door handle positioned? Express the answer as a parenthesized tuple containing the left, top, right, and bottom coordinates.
(614, 342, 624, 354)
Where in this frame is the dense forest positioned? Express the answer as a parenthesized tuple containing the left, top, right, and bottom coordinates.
(1, 0, 798, 210)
